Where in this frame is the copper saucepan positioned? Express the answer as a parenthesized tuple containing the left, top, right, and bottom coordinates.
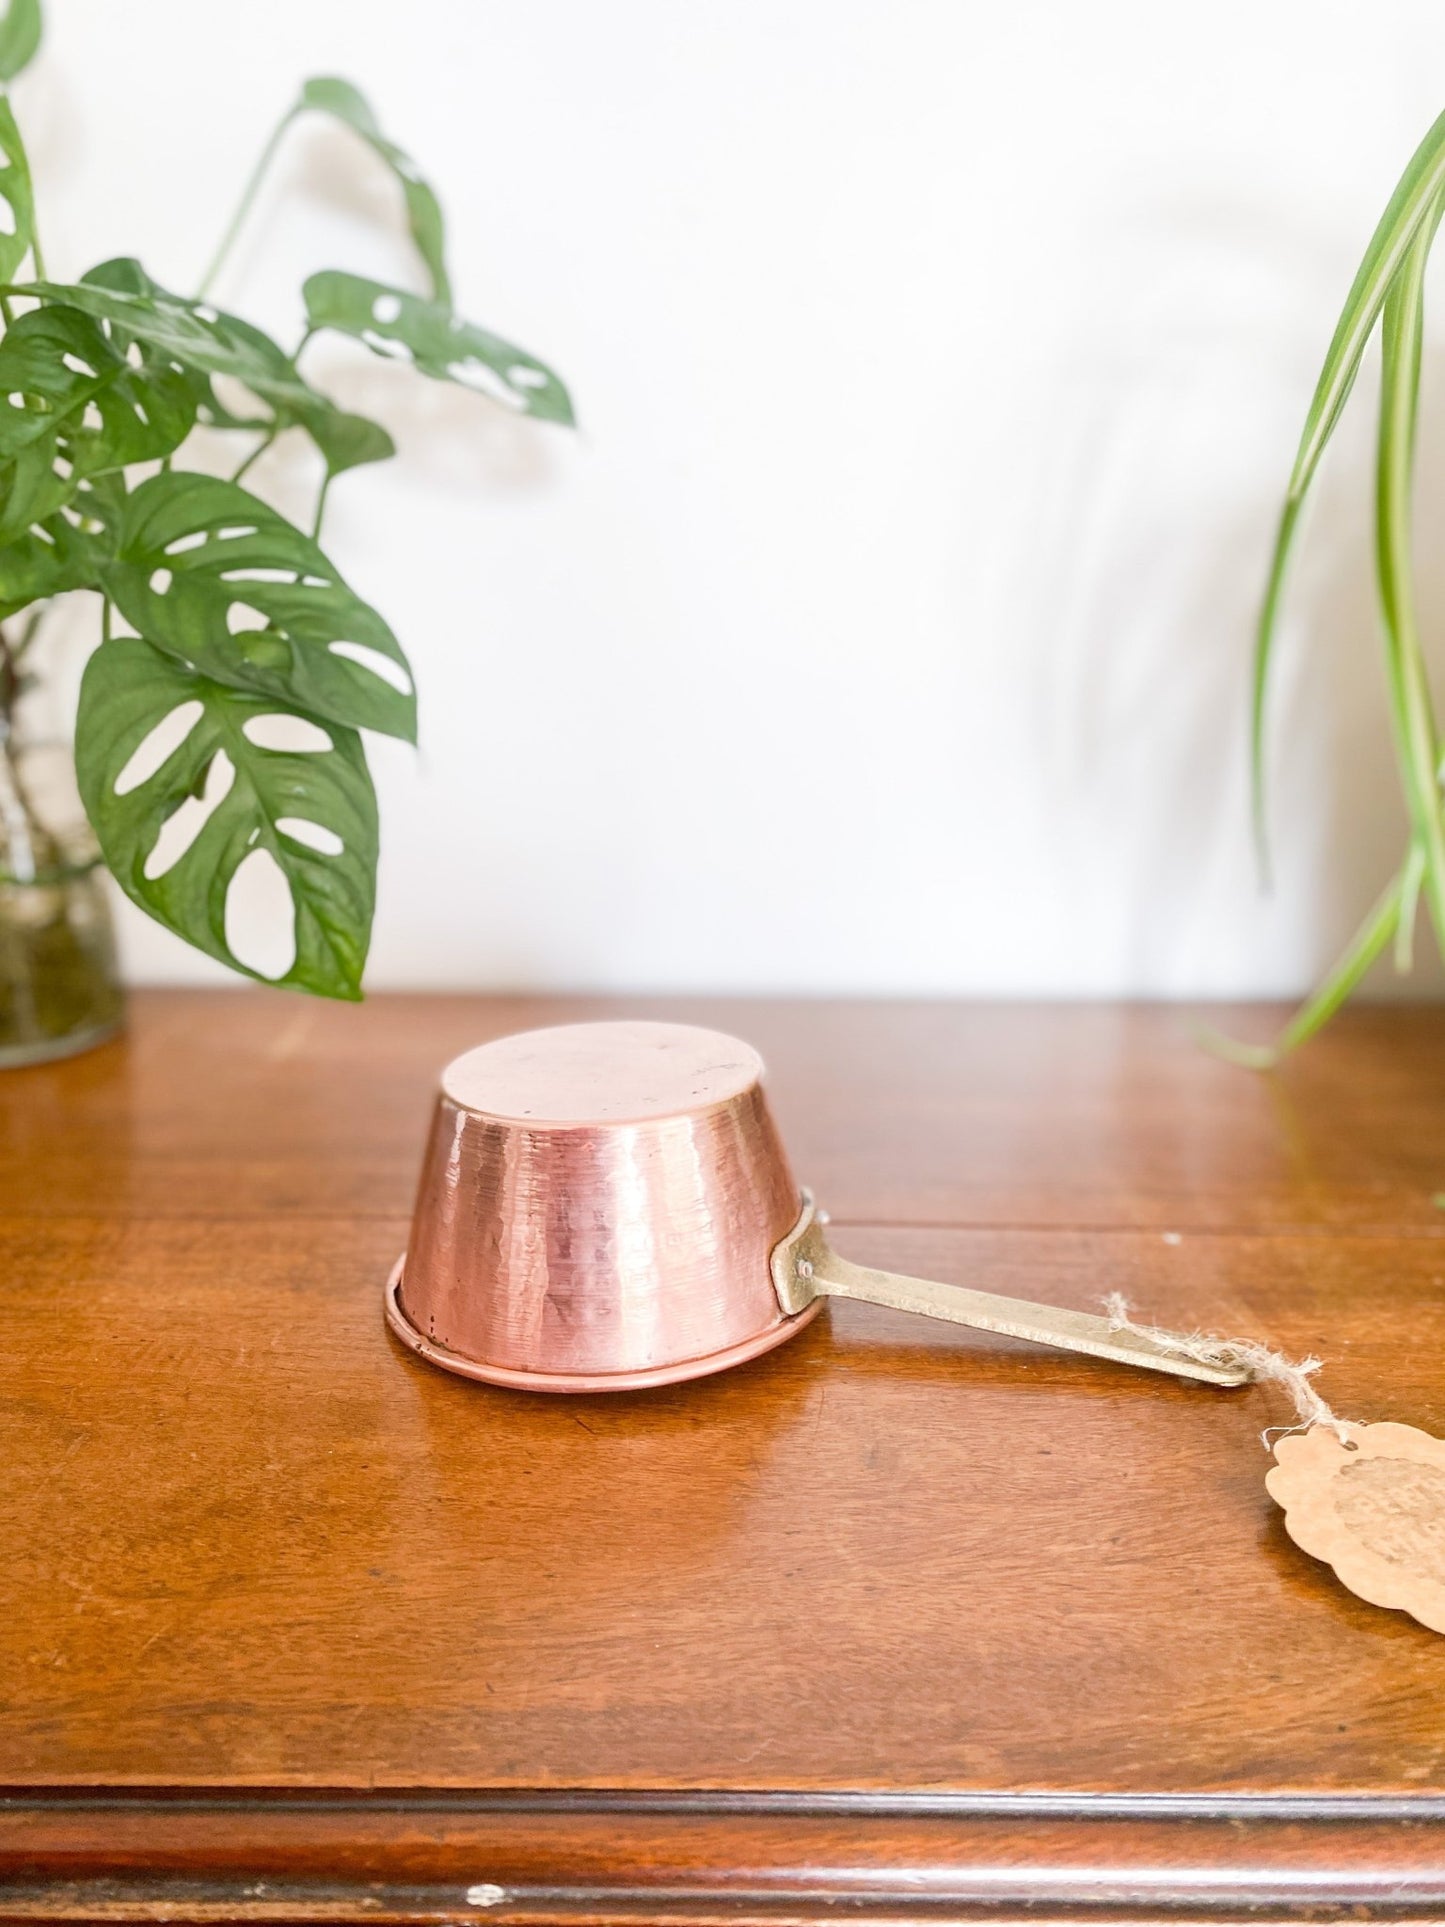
(384, 1020, 1246, 1394)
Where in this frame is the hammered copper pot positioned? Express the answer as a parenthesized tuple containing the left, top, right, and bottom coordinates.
(385, 1020, 1248, 1395)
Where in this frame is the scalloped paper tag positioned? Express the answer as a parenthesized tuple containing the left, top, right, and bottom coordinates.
(1266, 1422, 1445, 1634)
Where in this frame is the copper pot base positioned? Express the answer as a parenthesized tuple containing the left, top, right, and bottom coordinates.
(384, 1256, 823, 1394)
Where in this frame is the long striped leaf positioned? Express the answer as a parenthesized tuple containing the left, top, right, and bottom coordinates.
(1199, 860, 1406, 1069)
(1374, 187, 1445, 949)
(1251, 106, 1445, 858)
(1394, 837, 1427, 972)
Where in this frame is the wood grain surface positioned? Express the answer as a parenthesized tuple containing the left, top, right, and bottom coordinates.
(4, 991, 1445, 1921)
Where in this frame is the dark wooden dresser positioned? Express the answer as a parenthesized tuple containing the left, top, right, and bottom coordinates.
(4, 992, 1445, 1923)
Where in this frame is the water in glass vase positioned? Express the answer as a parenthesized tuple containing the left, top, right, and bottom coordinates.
(0, 730, 123, 1068)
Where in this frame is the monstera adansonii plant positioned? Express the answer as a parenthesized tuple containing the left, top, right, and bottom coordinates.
(0, 1, 574, 1000)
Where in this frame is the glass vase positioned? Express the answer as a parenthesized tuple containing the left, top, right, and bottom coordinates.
(0, 729, 124, 1067)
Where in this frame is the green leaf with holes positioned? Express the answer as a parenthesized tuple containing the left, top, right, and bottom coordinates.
(0, 97, 34, 280)
(80, 256, 261, 432)
(300, 77, 450, 305)
(0, 437, 68, 541)
(0, 0, 40, 82)
(0, 308, 100, 464)
(100, 472, 416, 743)
(76, 636, 378, 999)
(0, 303, 194, 484)
(30, 270, 395, 477)
(303, 270, 575, 427)
(27, 275, 313, 407)
(0, 512, 105, 616)
(0, 305, 193, 550)
(0, 308, 108, 461)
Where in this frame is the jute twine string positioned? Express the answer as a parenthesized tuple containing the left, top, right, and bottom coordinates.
(1102, 1293, 1357, 1446)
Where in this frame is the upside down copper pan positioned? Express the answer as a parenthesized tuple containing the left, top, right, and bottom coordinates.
(384, 1021, 1247, 1394)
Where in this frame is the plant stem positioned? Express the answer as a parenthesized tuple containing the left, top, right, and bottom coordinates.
(311, 470, 332, 540)
(197, 105, 298, 299)
(0, 726, 42, 884)
(10, 604, 45, 667)
(0, 624, 57, 886)
(232, 426, 278, 484)
(0, 622, 19, 727)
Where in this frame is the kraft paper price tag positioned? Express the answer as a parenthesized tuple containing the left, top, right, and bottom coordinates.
(1266, 1421, 1445, 1634)
(1106, 1295, 1445, 1634)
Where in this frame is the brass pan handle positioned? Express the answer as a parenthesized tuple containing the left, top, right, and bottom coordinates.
(771, 1193, 1248, 1389)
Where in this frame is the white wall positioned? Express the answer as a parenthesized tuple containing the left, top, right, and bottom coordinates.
(18, 0, 1445, 994)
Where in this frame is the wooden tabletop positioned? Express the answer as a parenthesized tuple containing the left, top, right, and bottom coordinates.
(5, 991, 1445, 1922)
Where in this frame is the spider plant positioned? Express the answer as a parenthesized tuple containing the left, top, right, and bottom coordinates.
(1222, 108, 1445, 1065)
